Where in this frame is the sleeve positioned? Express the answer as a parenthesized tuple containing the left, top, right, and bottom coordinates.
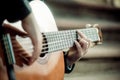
(4, 0, 32, 22)
(64, 51, 75, 74)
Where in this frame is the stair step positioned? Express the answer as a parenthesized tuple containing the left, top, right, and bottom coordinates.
(65, 71, 120, 80)
(64, 58, 120, 80)
(84, 41, 120, 58)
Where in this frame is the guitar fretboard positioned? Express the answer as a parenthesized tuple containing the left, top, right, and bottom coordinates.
(41, 27, 100, 54)
(16, 27, 101, 55)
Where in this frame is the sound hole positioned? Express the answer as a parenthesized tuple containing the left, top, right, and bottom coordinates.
(40, 53, 46, 57)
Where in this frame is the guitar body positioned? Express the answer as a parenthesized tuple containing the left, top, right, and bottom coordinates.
(0, 1, 64, 80)
(15, 52, 64, 80)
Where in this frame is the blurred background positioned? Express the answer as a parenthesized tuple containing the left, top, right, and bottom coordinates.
(44, 0, 120, 80)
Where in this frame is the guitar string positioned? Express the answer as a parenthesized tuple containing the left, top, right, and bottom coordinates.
(15, 30, 77, 54)
(15, 28, 99, 54)
(41, 31, 77, 54)
(3, 34, 15, 64)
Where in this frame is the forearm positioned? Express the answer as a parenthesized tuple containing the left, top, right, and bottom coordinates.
(22, 12, 42, 45)
(21, 12, 43, 62)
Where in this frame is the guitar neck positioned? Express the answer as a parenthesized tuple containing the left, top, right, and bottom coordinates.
(16, 27, 102, 55)
(41, 27, 102, 54)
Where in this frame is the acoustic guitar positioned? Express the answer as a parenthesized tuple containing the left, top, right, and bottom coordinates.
(0, 1, 102, 80)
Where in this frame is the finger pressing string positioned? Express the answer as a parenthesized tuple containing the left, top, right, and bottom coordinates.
(74, 40, 82, 53)
(77, 31, 91, 43)
(78, 38, 90, 49)
(77, 31, 91, 48)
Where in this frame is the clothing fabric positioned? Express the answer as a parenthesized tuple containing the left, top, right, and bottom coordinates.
(64, 51, 75, 73)
(0, 0, 31, 25)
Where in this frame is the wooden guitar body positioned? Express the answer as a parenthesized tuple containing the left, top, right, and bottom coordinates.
(0, 1, 65, 80)
(15, 52, 64, 80)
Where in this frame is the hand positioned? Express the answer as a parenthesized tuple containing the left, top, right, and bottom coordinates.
(66, 31, 90, 65)
(3, 23, 31, 67)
